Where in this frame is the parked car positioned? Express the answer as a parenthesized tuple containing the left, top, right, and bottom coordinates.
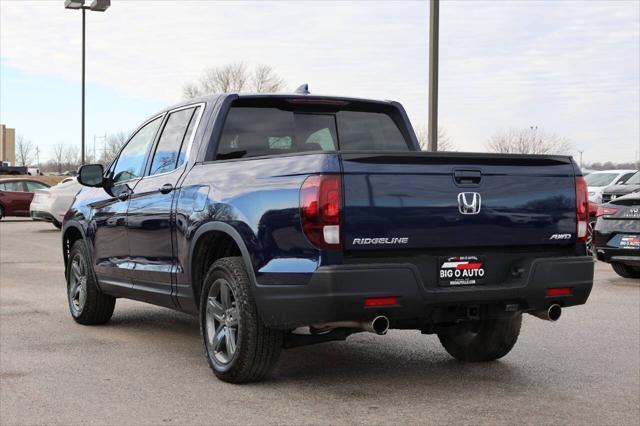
(30, 177, 81, 229)
(585, 169, 636, 203)
(63, 93, 594, 383)
(0, 161, 27, 175)
(594, 192, 640, 278)
(0, 178, 51, 219)
(601, 171, 640, 203)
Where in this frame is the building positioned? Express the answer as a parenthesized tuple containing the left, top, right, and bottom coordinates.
(1, 124, 16, 165)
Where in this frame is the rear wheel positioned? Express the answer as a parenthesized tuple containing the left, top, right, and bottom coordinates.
(438, 314, 522, 362)
(66, 240, 115, 325)
(200, 257, 283, 383)
(611, 262, 640, 279)
(0, 205, 4, 220)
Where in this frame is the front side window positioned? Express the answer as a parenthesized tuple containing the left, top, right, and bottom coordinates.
(149, 107, 200, 176)
(111, 117, 162, 183)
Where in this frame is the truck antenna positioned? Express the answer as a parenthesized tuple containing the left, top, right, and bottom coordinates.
(294, 84, 310, 95)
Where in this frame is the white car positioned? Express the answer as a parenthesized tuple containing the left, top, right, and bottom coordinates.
(30, 177, 81, 229)
(585, 170, 636, 203)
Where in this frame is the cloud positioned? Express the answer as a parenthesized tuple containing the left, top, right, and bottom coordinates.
(1, 0, 638, 163)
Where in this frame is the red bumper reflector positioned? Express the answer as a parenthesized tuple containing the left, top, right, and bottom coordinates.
(546, 287, 572, 297)
(364, 297, 398, 307)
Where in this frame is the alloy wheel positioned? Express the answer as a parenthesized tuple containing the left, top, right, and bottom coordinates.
(205, 278, 239, 365)
(68, 253, 88, 315)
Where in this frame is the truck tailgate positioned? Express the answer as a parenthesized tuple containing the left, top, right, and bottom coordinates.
(341, 152, 578, 251)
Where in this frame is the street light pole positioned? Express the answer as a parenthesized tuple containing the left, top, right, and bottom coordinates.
(82, 6, 85, 165)
(427, 0, 440, 152)
(64, 0, 110, 166)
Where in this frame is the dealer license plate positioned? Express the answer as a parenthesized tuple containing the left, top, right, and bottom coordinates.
(619, 235, 640, 249)
(438, 256, 487, 286)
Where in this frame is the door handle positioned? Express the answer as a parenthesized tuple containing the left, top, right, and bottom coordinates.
(159, 183, 174, 194)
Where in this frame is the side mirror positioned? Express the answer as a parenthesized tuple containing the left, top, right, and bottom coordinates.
(78, 164, 104, 187)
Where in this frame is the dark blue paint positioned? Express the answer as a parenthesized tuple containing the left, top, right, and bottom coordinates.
(63, 93, 584, 320)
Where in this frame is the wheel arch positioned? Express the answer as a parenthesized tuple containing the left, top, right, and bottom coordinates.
(189, 222, 258, 310)
(61, 221, 87, 275)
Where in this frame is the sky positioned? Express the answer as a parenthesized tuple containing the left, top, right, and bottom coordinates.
(1, 0, 639, 164)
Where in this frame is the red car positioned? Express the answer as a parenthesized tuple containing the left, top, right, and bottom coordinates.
(0, 178, 50, 220)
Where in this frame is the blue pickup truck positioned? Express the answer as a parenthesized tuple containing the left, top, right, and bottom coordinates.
(63, 93, 594, 383)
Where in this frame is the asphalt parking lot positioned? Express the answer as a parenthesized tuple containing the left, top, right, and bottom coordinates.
(1, 218, 639, 425)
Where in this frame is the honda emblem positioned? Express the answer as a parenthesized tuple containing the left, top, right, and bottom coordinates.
(458, 192, 481, 215)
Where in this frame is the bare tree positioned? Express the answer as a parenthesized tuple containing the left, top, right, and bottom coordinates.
(251, 64, 285, 93)
(16, 136, 35, 166)
(184, 62, 285, 98)
(101, 131, 128, 165)
(487, 127, 573, 155)
(51, 142, 66, 174)
(417, 127, 456, 151)
(64, 145, 80, 170)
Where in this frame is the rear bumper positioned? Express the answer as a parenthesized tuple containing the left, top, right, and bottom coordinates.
(255, 256, 594, 328)
(596, 248, 640, 267)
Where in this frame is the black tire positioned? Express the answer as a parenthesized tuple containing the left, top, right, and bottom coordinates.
(611, 262, 640, 279)
(0, 205, 4, 220)
(66, 240, 115, 325)
(199, 257, 283, 383)
(438, 314, 522, 362)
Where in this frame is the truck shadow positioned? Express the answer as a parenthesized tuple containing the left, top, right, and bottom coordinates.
(106, 307, 530, 390)
(273, 332, 528, 388)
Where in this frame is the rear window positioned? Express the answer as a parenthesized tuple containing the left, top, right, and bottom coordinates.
(216, 106, 408, 160)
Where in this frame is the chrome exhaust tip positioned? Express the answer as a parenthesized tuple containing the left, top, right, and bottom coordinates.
(547, 304, 562, 321)
(530, 304, 562, 322)
(370, 315, 390, 335)
(312, 316, 391, 335)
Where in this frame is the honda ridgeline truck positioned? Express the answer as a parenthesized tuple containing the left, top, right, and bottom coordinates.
(63, 92, 594, 383)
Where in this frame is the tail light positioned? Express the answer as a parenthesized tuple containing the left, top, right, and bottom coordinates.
(576, 176, 589, 242)
(596, 206, 618, 217)
(300, 175, 342, 249)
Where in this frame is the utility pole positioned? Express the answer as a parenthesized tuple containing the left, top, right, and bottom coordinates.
(578, 150, 584, 168)
(427, 0, 439, 152)
(81, 6, 85, 165)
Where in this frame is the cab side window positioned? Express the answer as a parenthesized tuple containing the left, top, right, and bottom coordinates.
(148, 107, 200, 176)
(110, 117, 162, 183)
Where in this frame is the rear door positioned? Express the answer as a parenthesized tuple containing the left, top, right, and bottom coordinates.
(126, 104, 203, 306)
